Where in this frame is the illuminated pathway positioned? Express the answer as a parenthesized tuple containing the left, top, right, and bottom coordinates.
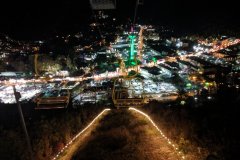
(53, 108, 198, 160)
(52, 108, 111, 160)
(129, 107, 186, 159)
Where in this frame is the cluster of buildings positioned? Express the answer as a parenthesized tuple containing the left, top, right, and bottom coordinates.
(0, 12, 239, 107)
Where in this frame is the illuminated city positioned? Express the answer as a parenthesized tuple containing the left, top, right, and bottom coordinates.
(0, 0, 240, 160)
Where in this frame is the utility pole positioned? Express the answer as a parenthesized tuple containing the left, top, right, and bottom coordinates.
(13, 85, 34, 160)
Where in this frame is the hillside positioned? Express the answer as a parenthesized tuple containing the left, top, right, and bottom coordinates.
(69, 109, 183, 160)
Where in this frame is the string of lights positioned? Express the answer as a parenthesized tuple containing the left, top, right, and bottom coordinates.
(52, 108, 111, 160)
(129, 107, 186, 160)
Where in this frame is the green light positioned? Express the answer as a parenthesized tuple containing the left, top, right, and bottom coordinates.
(131, 61, 136, 65)
(205, 82, 209, 87)
(186, 83, 192, 87)
(152, 57, 157, 63)
(129, 34, 136, 61)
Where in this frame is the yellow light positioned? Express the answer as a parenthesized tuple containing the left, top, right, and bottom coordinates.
(129, 107, 186, 159)
(51, 108, 111, 160)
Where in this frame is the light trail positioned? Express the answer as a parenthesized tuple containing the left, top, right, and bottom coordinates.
(52, 108, 111, 160)
(129, 107, 186, 159)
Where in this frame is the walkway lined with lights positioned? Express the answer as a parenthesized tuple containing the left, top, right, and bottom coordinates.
(52, 108, 111, 160)
(51, 107, 191, 160)
(129, 107, 186, 159)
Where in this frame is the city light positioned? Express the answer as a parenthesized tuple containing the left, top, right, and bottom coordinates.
(0, 84, 43, 104)
(0, 3, 240, 160)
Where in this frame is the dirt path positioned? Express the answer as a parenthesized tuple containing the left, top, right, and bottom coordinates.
(57, 109, 110, 160)
(71, 109, 182, 160)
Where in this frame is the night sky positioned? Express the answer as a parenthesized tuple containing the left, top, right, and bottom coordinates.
(0, 0, 239, 40)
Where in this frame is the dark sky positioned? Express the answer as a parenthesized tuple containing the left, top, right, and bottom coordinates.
(0, 0, 239, 40)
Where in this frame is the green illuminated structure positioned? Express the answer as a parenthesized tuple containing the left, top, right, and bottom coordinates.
(152, 57, 157, 64)
(186, 83, 192, 88)
(128, 34, 136, 65)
